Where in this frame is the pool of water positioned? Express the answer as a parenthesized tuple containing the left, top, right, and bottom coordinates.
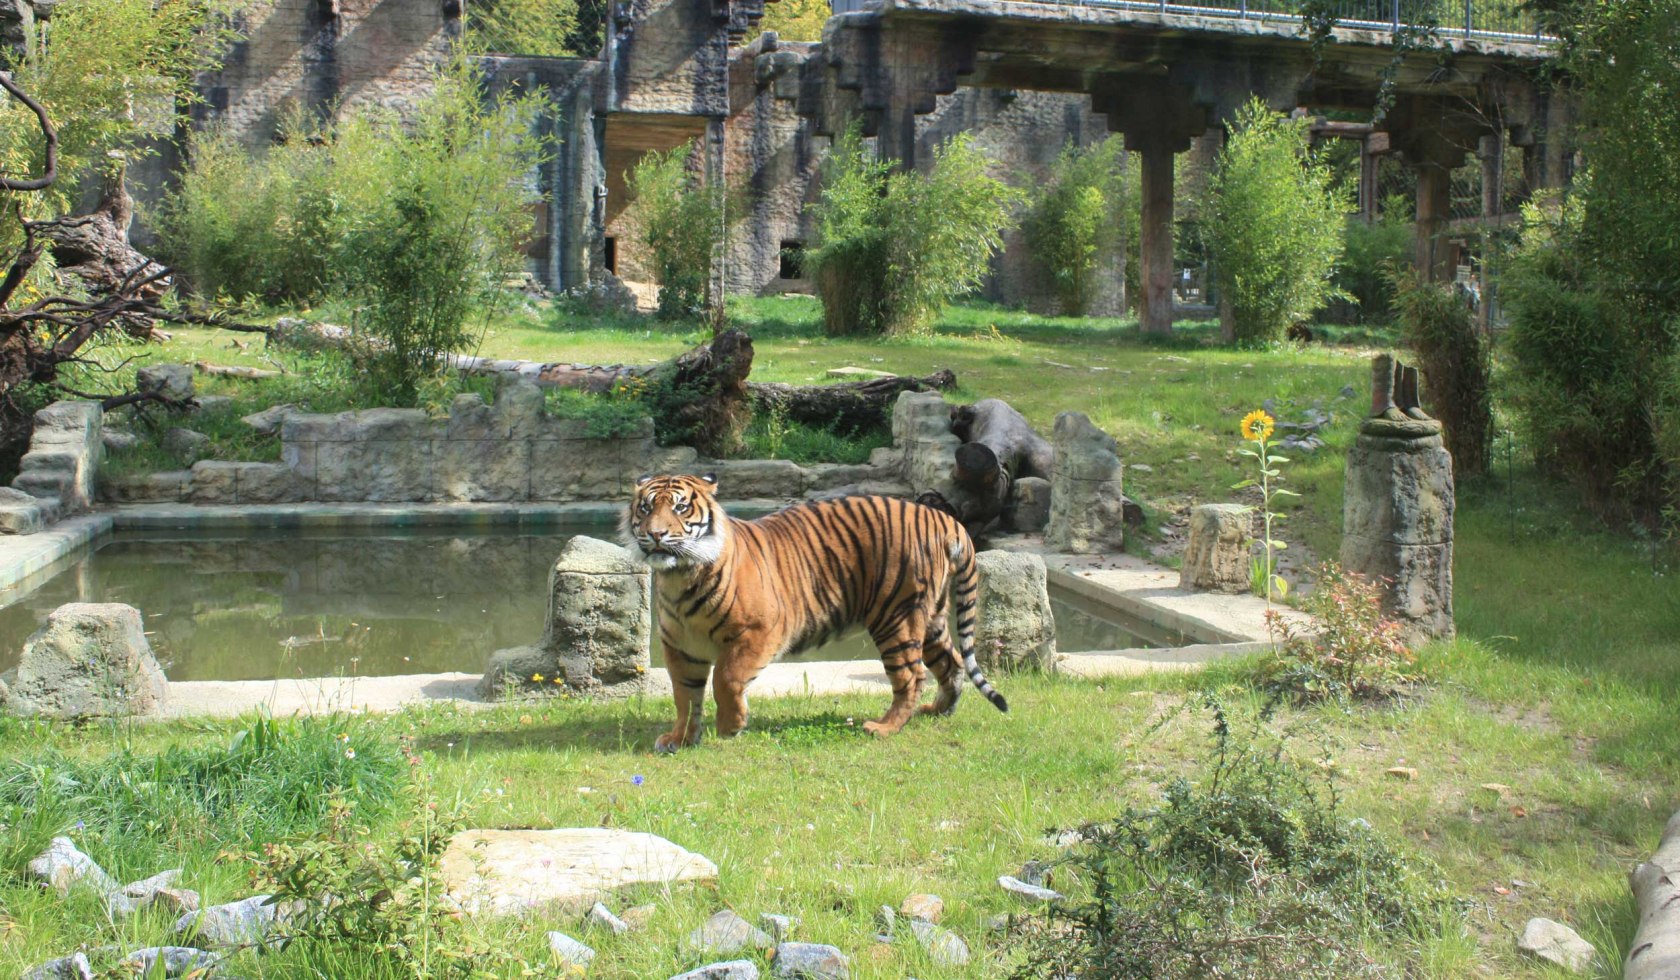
(0, 527, 1184, 682)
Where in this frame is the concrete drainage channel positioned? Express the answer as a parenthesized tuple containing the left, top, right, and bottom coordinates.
(0, 503, 1283, 720)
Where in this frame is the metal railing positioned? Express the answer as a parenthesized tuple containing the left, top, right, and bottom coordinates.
(1056, 0, 1551, 44)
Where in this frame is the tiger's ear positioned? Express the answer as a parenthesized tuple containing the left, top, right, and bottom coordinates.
(635, 473, 654, 486)
(700, 472, 717, 486)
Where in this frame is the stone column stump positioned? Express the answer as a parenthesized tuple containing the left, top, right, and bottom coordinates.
(480, 536, 652, 700)
(1045, 412, 1126, 553)
(973, 550, 1056, 672)
(1340, 354, 1455, 644)
(1179, 503, 1253, 594)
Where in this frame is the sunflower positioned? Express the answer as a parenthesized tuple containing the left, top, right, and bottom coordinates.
(1240, 409, 1275, 443)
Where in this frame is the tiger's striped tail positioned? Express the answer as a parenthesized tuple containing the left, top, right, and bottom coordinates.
(951, 531, 1009, 713)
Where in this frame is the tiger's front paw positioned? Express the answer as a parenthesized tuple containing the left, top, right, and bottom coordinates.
(654, 730, 699, 754)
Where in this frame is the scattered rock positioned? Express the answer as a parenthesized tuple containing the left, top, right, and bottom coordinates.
(874, 904, 896, 942)
(985, 913, 1012, 933)
(27, 837, 119, 896)
(175, 894, 292, 949)
(136, 364, 194, 402)
(1002, 475, 1052, 533)
(999, 875, 1063, 902)
(162, 427, 211, 462)
(1480, 783, 1512, 796)
(899, 893, 943, 923)
(240, 403, 297, 437)
(1386, 766, 1419, 781)
(548, 931, 596, 970)
(193, 395, 233, 414)
(1046, 411, 1128, 553)
(101, 430, 137, 453)
(587, 902, 629, 934)
(771, 942, 850, 979)
(1047, 829, 1086, 848)
(760, 912, 799, 941)
(4, 604, 168, 720)
(1018, 860, 1050, 886)
(21, 952, 93, 980)
(122, 946, 221, 977)
(670, 962, 760, 980)
(909, 919, 970, 967)
(622, 903, 658, 931)
(1128, 463, 1153, 473)
(687, 909, 773, 954)
(439, 828, 717, 915)
(0, 485, 48, 535)
(1518, 917, 1596, 974)
(106, 869, 195, 918)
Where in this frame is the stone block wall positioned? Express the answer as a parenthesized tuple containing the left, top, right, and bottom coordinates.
(4, 401, 103, 532)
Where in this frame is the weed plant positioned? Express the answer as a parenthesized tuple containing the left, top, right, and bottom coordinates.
(1258, 562, 1420, 704)
(1393, 273, 1493, 476)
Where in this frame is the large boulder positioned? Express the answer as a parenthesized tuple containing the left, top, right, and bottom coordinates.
(1001, 476, 1052, 533)
(1179, 503, 1253, 594)
(973, 551, 1056, 672)
(439, 828, 718, 915)
(136, 363, 194, 402)
(479, 536, 651, 700)
(1045, 412, 1127, 553)
(4, 603, 166, 719)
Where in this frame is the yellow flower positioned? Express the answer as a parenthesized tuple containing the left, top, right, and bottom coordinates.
(1240, 409, 1275, 443)
(531, 673, 544, 683)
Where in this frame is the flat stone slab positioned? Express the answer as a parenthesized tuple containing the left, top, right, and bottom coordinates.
(441, 829, 718, 915)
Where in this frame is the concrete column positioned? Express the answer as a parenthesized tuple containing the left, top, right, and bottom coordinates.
(1359, 131, 1389, 221)
(704, 116, 727, 327)
(1479, 133, 1504, 219)
(1414, 162, 1453, 282)
(1138, 140, 1175, 335)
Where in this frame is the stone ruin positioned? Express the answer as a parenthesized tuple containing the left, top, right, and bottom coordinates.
(1340, 353, 1455, 644)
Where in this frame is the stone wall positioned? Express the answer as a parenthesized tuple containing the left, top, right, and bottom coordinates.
(101, 383, 911, 506)
(3, 401, 103, 533)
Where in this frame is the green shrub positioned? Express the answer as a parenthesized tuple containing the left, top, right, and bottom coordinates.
(1393, 271, 1493, 475)
(467, 0, 580, 55)
(626, 140, 727, 322)
(807, 127, 1019, 337)
(1500, 0, 1680, 523)
(1258, 562, 1419, 704)
(1205, 99, 1350, 345)
(1022, 137, 1130, 316)
(1013, 700, 1455, 979)
(1332, 202, 1413, 324)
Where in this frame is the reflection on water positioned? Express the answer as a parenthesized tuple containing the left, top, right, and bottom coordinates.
(0, 527, 1177, 682)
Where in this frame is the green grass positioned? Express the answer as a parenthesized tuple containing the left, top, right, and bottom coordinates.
(6, 293, 1673, 976)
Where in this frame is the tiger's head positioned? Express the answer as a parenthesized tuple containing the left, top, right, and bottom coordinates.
(625, 473, 726, 571)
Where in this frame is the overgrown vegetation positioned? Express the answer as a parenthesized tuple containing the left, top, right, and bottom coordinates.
(159, 55, 547, 403)
(626, 140, 728, 322)
(1501, 0, 1680, 525)
(467, 0, 580, 56)
(1330, 203, 1413, 324)
(1393, 272, 1493, 476)
(1204, 99, 1350, 345)
(1014, 700, 1455, 979)
(1022, 137, 1132, 316)
(808, 127, 1019, 337)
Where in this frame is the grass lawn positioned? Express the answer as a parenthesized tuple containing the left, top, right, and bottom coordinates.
(3, 296, 1674, 977)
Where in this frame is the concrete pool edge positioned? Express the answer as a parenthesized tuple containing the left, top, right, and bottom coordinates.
(3, 502, 1291, 720)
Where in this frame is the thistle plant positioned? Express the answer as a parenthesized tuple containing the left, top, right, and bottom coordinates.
(1236, 408, 1298, 604)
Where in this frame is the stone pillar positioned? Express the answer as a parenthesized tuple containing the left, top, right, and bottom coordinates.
(480, 535, 652, 699)
(1478, 133, 1504, 220)
(1136, 139, 1175, 335)
(1045, 412, 1126, 554)
(1179, 503, 1253, 594)
(704, 115, 728, 328)
(1359, 132, 1385, 221)
(1341, 355, 1455, 644)
(973, 550, 1056, 672)
(1414, 161, 1453, 281)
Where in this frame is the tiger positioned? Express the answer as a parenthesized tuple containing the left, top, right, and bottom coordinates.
(624, 473, 1009, 753)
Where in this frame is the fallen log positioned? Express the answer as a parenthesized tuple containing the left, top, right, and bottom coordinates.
(1627, 808, 1680, 980)
(748, 368, 956, 433)
(195, 362, 281, 380)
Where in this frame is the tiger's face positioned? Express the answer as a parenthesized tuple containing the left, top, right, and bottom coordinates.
(626, 473, 724, 571)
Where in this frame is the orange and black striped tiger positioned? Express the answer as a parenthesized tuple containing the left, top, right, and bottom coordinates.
(625, 473, 1009, 753)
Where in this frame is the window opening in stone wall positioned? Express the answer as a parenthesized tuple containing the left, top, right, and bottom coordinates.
(779, 240, 805, 280)
(604, 236, 618, 274)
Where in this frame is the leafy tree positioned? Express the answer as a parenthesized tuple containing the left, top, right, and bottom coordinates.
(1501, 0, 1680, 523)
(466, 0, 581, 56)
(338, 53, 549, 402)
(626, 140, 727, 322)
(751, 0, 829, 41)
(1204, 98, 1350, 345)
(808, 128, 1019, 337)
(1022, 137, 1130, 316)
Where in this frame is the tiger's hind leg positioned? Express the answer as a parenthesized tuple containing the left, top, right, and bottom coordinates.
(863, 607, 929, 738)
(918, 613, 962, 716)
(655, 645, 709, 754)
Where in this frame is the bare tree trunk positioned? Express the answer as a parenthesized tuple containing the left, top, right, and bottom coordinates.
(1627, 809, 1680, 980)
